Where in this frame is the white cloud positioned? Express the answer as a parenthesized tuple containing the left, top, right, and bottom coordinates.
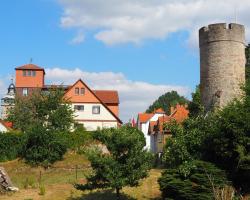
(46, 67, 190, 122)
(0, 80, 6, 97)
(58, 0, 250, 46)
(70, 31, 85, 44)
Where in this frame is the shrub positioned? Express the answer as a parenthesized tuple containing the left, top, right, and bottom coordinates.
(61, 126, 93, 152)
(158, 160, 230, 200)
(38, 184, 46, 196)
(21, 125, 67, 168)
(0, 131, 24, 162)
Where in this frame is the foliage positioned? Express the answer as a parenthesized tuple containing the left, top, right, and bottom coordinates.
(0, 131, 24, 161)
(8, 88, 74, 132)
(21, 125, 67, 168)
(246, 44, 250, 81)
(188, 85, 204, 118)
(158, 160, 230, 200)
(38, 184, 46, 196)
(162, 114, 218, 169)
(146, 91, 188, 114)
(75, 126, 153, 199)
(202, 99, 250, 192)
(61, 125, 93, 153)
(161, 81, 250, 193)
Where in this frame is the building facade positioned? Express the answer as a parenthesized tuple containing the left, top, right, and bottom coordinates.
(1, 82, 15, 120)
(147, 105, 189, 154)
(1, 64, 122, 131)
(137, 108, 167, 151)
(63, 79, 121, 131)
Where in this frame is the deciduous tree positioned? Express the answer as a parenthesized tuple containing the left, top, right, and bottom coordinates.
(8, 88, 74, 132)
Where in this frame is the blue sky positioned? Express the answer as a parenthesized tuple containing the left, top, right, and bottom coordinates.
(0, 0, 198, 85)
(0, 0, 249, 121)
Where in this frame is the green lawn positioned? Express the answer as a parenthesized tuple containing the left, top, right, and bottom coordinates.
(0, 152, 162, 200)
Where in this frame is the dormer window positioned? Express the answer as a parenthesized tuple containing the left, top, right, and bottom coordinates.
(80, 88, 85, 95)
(75, 87, 79, 95)
(23, 70, 26, 76)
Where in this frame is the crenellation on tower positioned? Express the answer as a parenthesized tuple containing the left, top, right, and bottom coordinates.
(199, 23, 246, 111)
(199, 23, 245, 47)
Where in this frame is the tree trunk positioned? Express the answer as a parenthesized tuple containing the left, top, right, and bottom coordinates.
(116, 187, 120, 200)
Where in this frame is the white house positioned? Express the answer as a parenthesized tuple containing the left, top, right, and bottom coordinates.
(63, 79, 122, 131)
(137, 108, 166, 151)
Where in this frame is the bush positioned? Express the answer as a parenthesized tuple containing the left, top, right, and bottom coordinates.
(162, 96, 250, 192)
(61, 126, 93, 152)
(202, 101, 250, 192)
(0, 131, 24, 162)
(38, 184, 46, 196)
(158, 160, 230, 200)
(21, 125, 67, 168)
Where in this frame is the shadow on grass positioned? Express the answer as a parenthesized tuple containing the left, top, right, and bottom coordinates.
(68, 189, 136, 200)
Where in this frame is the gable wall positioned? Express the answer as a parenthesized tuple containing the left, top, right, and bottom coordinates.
(64, 81, 100, 103)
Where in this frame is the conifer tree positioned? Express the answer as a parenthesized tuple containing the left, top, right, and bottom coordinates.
(75, 126, 153, 200)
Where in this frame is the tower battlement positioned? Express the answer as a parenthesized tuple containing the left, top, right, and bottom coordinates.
(199, 23, 246, 111)
(199, 23, 245, 46)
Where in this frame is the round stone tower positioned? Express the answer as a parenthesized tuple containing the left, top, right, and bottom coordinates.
(199, 23, 246, 111)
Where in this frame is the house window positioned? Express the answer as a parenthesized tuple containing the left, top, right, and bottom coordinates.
(75, 87, 79, 95)
(22, 88, 28, 96)
(80, 88, 85, 95)
(92, 106, 100, 114)
(74, 105, 84, 111)
(27, 70, 32, 76)
(23, 70, 26, 76)
(32, 71, 36, 76)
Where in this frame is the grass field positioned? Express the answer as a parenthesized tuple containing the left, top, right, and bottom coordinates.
(0, 152, 162, 200)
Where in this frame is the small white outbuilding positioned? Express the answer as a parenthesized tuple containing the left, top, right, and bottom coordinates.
(0, 120, 9, 133)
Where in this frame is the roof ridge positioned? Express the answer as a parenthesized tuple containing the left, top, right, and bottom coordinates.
(93, 90, 118, 92)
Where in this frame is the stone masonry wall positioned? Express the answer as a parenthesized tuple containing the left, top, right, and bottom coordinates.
(199, 23, 246, 111)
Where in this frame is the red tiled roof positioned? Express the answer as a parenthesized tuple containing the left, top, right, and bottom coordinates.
(15, 64, 45, 71)
(147, 104, 189, 135)
(138, 113, 154, 123)
(154, 108, 165, 114)
(158, 115, 171, 123)
(93, 90, 119, 104)
(170, 104, 189, 123)
(157, 115, 171, 132)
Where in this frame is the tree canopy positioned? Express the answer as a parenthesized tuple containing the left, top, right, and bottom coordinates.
(8, 88, 74, 132)
(146, 91, 188, 114)
(75, 126, 153, 200)
(187, 85, 204, 118)
(21, 124, 67, 168)
(161, 81, 250, 193)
